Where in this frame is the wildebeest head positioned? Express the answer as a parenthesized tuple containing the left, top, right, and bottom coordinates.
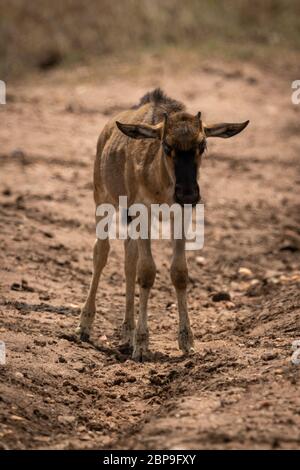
(116, 112, 249, 206)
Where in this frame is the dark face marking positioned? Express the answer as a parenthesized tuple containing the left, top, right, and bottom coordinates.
(172, 146, 201, 206)
(161, 111, 206, 205)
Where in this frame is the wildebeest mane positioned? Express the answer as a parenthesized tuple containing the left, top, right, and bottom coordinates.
(132, 88, 186, 123)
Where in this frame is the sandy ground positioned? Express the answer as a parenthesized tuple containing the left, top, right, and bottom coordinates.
(0, 58, 300, 449)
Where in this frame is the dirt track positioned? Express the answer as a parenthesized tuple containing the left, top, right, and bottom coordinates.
(0, 60, 300, 449)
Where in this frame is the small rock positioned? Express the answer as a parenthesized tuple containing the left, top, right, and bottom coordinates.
(77, 425, 87, 432)
(112, 377, 124, 386)
(38, 49, 62, 71)
(10, 280, 34, 292)
(33, 436, 51, 442)
(14, 372, 24, 379)
(247, 76, 258, 85)
(3, 188, 11, 196)
(65, 103, 75, 113)
(225, 301, 235, 309)
(246, 279, 263, 297)
(166, 302, 175, 309)
(212, 291, 231, 302)
(258, 401, 272, 409)
(69, 303, 79, 309)
(43, 231, 54, 239)
(58, 356, 67, 363)
(39, 293, 50, 301)
(279, 242, 298, 252)
(56, 258, 70, 267)
(188, 275, 197, 285)
(238, 267, 253, 278)
(58, 415, 76, 424)
(72, 362, 85, 372)
(196, 256, 206, 266)
(11, 282, 21, 291)
(80, 433, 92, 441)
(280, 230, 300, 252)
(127, 375, 136, 383)
(11, 149, 26, 160)
(34, 339, 47, 347)
(21, 279, 34, 292)
(89, 420, 103, 431)
(15, 195, 25, 209)
(261, 352, 278, 361)
(10, 415, 24, 421)
(184, 360, 195, 369)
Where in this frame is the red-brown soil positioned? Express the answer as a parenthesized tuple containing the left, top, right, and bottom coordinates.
(0, 60, 300, 449)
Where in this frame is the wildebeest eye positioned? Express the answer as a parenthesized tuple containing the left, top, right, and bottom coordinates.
(198, 140, 207, 155)
(162, 141, 172, 156)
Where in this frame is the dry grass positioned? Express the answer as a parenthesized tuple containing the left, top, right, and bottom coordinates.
(1, 0, 300, 79)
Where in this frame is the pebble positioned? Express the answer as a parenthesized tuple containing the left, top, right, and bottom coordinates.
(58, 415, 76, 424)
(166, 302, 176, 309)
(261, 352, 278, 361)
(238, 267, 253, 278)
(34, 339, 47, 347)
(212, 291, 231, 302)
(196, 256, 206, 266)
(43, 231, 54, 238)
(72, 362, 85, 372)
(10, 415, 24, 421)
(11, 149, 26, 160)
(77, 426, 87, 432)
(14, 372, 24, 379)
(39, 293, 50, 301)
(258, 401, 272, 409)
(3, 188, 12, 196)
(292, 340, 300, 351)
(225, 301, 236, 309)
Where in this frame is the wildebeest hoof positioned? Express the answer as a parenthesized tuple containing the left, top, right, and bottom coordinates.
(80, 332, 90, 342)
(178, 328, 194, 354)
(121, 322, 135, 347)
(132, 345, 150, 362)
(75, 326, 90, 342)
(184, 346, 196, 356)
(118, 342, 133, 355)
(132, 330, 149, 362)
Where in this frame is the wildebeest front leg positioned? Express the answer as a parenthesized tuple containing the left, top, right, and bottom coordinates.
(76, 238, 110, 341)
(133, 238, 156, 361)
(122, 238, 138, 348)
(171, 236, 195, 354)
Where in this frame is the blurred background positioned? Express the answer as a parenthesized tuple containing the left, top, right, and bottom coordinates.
(1, 0, 300, 80)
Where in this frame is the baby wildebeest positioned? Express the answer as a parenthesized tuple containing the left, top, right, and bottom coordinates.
(77, 89, 249, 361)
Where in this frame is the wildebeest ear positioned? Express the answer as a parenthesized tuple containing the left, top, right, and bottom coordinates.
(116, 121, 162, 139)
(204, 120, 249, 138)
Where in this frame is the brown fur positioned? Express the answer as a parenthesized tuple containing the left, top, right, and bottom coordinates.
(77, 88, 249, 360)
